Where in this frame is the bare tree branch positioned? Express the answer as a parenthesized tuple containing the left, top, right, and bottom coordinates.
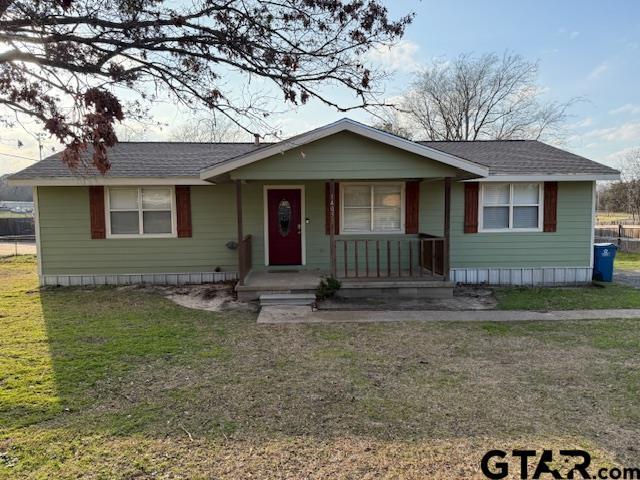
(0, 0, 413, 172)
(376, 52, 578, 142)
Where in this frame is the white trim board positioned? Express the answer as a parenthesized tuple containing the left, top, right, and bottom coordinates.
(263, 185, 307, 267)
(104, 186, 178, 239)
(200, 118, 490, 180)
(33, 186, 43, 286)
(478, 182, 544, 233)
(8, 176, 211, 187)
(339, 181, 406, 235)
(464, 174, 620, 182)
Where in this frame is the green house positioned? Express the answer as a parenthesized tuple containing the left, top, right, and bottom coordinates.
(9, 119, 619, 298)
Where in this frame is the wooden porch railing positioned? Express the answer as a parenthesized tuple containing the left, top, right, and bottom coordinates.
(238, 234, 252, 285)
(333, 235, 447, 280)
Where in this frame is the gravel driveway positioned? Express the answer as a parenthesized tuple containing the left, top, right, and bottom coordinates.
(615, 269, 640, 288)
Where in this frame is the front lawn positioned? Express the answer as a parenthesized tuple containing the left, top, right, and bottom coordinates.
(616, 251, 640, 271)
(1, 257, 639, 478)
(496, 283, 640, 310)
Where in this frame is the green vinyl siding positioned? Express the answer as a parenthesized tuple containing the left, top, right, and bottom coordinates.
(231, 131, 459, 180)
(449, 181, 594, 268)
(38, 185, 238, 275)
(37, 180, 595, 276)
(420, 180, 445, 237)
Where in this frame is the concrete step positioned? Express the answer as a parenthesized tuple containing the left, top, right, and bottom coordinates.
(259, 293, 317, 306)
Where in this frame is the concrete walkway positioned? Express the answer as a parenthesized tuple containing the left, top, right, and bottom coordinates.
(257, 306, 640, 324)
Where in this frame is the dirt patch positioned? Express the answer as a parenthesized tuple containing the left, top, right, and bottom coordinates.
(118, 282, 258, 313)
(320, 285, 497, 311)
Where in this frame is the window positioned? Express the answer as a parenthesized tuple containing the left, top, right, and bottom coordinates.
(480, 183, 542, 231)
(341, 183, 404, 233)
(107, 187, 175, 237)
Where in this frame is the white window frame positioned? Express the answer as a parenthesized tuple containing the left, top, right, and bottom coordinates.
(340, 182, 405, 235)
(479, 182, 544, 232)
(105, 186, 177, 238)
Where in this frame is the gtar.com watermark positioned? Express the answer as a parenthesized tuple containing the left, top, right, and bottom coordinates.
(481, 449, 640, 479)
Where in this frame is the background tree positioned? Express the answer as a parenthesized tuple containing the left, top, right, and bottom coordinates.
(597, 149, 640, 222)
(0, 0, 412, 172)
(375, 52, 576, 141)
(169, 116, 246, 143)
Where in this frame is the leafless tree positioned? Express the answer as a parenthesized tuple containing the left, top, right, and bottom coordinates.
(381, 52, 577, 141)
(619, 149, 640, 222)
(370, 106, 413, 139)
(170, 116, 246, 143)
(0, 0, 412, 172)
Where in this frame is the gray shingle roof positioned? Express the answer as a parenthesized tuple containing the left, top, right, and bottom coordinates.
(9, 142, 269, 179)
(419, 139, 618, 176)
(10, 136, 617, 180)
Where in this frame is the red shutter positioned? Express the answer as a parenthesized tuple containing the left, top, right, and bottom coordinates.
(464, 183, 479, 234)
(176, 186, 192, 238)
(405, 180, 420, 234)
(325, 182, 340, 234)
(543, 181, 558, 232)
(89, 186, 106, 239)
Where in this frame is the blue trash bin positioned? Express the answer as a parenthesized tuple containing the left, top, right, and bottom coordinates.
(593, 243, 617, 282)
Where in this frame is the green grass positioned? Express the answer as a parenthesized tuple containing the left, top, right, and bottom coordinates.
(616, 251, 640, 271)
(495, 283, 640, 310)
(596, 211, 634, 224)
(1, 257, 639, 478)
(0, 211, 31, 218)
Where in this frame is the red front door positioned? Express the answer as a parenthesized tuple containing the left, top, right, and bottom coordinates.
(267, 188, 302, 265)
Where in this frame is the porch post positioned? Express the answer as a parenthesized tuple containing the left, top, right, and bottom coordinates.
(235, 179, 245, 285)
(329, 179, 337, 277)
(443, 177, 452, 281)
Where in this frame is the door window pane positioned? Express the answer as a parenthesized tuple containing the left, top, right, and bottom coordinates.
(110, 188, 138, 209)
(513, 184, 539, 204)
(483, 206, 509, 229)
(513, 206, 539, 228)
(142, 188, 172, 209)
(483, 184, 510, 205)
(111, 211, 139, 234)
(277, 199, 292, 237)
(142, 211, 172, 234)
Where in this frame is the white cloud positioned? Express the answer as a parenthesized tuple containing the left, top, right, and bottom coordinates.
(588, 62, 609, 79)
(603, 146, 640, 163)
(557, 28, 579, 40)
(609, 103, 640, 116)
(367, 40, 421, 73)
(583, 122, 640, 142)
(568, 117, 594, 129)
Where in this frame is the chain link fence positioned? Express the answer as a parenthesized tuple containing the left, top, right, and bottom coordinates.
(0, 235, 36, 257)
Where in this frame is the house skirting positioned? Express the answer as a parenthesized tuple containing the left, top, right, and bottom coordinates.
(42, 271, 238, 287)
(449, 267, 593, 286)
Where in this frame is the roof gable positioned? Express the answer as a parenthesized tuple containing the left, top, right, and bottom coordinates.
(229, 130, 463, 180)
(199, 118, 489, 180)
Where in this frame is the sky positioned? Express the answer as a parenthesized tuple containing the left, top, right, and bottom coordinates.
(1, 0, 640, 175)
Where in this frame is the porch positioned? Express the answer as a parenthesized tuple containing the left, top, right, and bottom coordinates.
(233, 178, 454, 301)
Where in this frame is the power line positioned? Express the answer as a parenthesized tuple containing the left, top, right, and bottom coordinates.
(0, 151, 39, 161)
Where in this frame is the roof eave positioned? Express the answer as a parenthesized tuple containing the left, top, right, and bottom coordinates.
(463, 173, 621, 182)
(7, 176, 211, 186)
(199, 118, 490, 180)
